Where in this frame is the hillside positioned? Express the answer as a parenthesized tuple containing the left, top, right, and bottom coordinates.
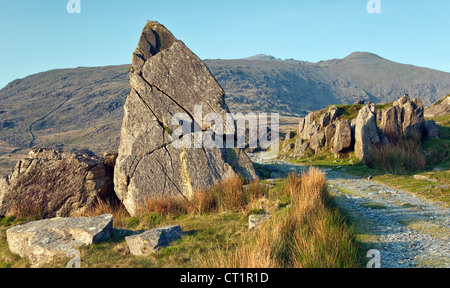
(0, 52, 449, 175)
(205, 52, 450, 116)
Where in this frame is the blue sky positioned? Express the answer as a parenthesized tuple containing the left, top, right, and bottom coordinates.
(0, 0, 449, 89)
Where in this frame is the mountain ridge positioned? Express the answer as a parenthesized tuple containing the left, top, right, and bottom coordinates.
(0, 52, 449, 176)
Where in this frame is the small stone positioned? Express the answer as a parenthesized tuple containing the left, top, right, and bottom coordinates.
(125, 225, 184, 255)
(249, 214, 271, 230)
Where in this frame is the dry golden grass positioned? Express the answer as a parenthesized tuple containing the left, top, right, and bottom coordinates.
(132, 175, 267, 218)
(204, 168, 362, 268)
(366, 132, 426, 174)
(84, 199, 130, 228)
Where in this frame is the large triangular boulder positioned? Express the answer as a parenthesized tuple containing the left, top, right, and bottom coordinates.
(114, 21, 257, 216)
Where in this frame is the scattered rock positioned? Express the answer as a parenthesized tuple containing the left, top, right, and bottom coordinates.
(125, 225, 184, 255)
(0, 148, 115, 218)
(6, 214, 113, 267)
(249, 214, 272, 230)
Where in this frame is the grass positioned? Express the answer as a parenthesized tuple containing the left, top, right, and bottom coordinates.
(0, 171, 364, 268)
(283, 112, 450, 208)
(203, 169, 364, 268)
(366, 133, 426, 175)
(335, 104, 364, 121)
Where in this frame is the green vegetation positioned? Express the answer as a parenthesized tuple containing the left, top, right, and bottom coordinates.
(163, 124, 173, 136)
(0, 172, 364, 268)
(376, 102, 394, 111)
(282, 107, 450, 208)
(336, 104, 364, 120)
(202, 169, 364, 268)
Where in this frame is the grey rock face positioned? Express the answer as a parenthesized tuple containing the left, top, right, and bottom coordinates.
(324, 124, 336, 147)
(355, 104, 381, 162)
(6, 214, 113, 267)
(285, 131, 295, 141)
(125, 225, 184, 255)
(0, 148, 114, 218)
(249, 214, 271, 230)
(425, 120, 440, 139)
(309, 131, 326, 153)
(293, 140, 310, 157)
(380, 94, 424, 141)
(333, 120, 353, 158)
(115, 21, 257, 216)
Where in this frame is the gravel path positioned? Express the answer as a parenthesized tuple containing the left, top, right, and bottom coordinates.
(251, 156, 450, 268)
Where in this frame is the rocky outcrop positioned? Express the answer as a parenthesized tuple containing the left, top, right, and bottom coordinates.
(355, 104, 381, 162)
(332, 120, 353, 158)
(295, 106, 339, 157)
(114, 21, 257, 216)
(424, 95, 450, 118)
(6, 214, 113, 267)
(290, 95, 431, 161)
(125, 225, 184, 255)
(0, 148, 115, 218)
(380, 94, 424, 141)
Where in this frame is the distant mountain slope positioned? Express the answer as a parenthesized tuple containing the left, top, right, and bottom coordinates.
(0, 52, 449, 165)
(0, 65, 130, 154)
(205, 52, 450, 116)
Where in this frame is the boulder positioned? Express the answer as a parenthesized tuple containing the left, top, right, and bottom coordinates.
(380, 105, 402, 141)
(0, 148, 114, 218)
(380, 94, 424, 141)
(299, 113, 320, 140)
(6, 214, 113, 267)
(333, 120, 353, 158)
(424, 95, 450, 118)
(293, 140, 310, 157)
(125, 225, 184, 255)
(425, 120, 440, 139)
(309, 131, 326, 153)
(115, 21, 257, 216)
(249, 214, 271, 230)
(319, 112, 331, 128)
(324, 124, 336, 147)
(284, 131, 295, 141)
(355, 104, 381, 162)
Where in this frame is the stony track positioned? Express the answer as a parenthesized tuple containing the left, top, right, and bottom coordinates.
(252, 157, 450, 268)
